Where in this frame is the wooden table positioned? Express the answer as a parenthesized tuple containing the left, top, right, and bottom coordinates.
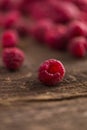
(0, 38, 87, 130)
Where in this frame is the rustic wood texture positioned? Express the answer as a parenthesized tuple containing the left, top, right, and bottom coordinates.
(0, 98, 87, 130)
(0, 38, 87, 130)
(0, 38, 87, 103)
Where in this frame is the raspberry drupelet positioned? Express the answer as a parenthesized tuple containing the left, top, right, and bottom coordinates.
(38, 59, 65, 86)
(2, 48, 25, 71)
(2, 30, 19, 48)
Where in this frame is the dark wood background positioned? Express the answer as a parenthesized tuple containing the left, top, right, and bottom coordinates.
(0, 38, 87, 130)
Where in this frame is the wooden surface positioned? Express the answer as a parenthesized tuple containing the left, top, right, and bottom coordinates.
(0, 98, 87, 130)
(0, 38, 87, 130)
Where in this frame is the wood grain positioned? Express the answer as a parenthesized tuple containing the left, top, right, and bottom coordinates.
(0, 98, 87, 130)
(0, 38, 87, 103)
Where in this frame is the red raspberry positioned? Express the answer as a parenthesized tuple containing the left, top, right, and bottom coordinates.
(68, 37, 87, 58)
(2, 48, 25, 70)
(3, 11, 20, 29)
(48, 0, 80, 23)
(38, 59, 65, 86)
(19, 0, 37, 16)
(45, 27, 58, 49)
(15, 20, 30, 38)
(2, 30, 19, 48)
(67, 21, 87, 39)
(75, 0, 87, 12)
(0, 13, 4, 27)
(29, 1, 51, 20)
(45, 25, 67, 50)
(0, 0, 13, 11)
(31, 19, 53, 43)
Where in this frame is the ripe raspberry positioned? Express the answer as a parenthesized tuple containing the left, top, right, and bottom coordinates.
(3, 11, 20, 29)
(31, 19, 53, 43)
(75, 0, 87, 12)
(67, 21, 87, 39)
(49, 0, 80, 23)
(45, 28, 58, 49)
(38, 59, 65, 86)
(45, 25, 67, 50)
(2, 30, 19, 48)
(2, 48, 25, 70)
(0, 0, 13, 11)
(19, 0, 31, 15)
(0, 13, 4, 27)
(15, 20, 30, 38)
(68, 37, 87, 58)
(29, 1, 51, 20)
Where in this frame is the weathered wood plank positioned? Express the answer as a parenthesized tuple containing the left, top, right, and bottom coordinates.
(0, 39, 87, 103)
(0, 98, 87, 130)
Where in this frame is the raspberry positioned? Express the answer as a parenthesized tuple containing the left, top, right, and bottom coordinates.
(45, 27, 58, 49)
(68, 37, 87, 58)
(15, 20, 30, 38)
(2, 48, 25, 70)
(4, 11, 20, 29)
(45, 25, 67, 50)
(0, 13, 4, 27)
(2, 30, 19, 48)
(29, 1, 51, 20)
(19, 0, 36, 15)
(38, 59, 65, 86)
(75, 0, 87, 12)
(0, 0, 13, 11)
(49, 0, 80, 23)
(67, 21, 87, 39)
(31, 19, 53, 43)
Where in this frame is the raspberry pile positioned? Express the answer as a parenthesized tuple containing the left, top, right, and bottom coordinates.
(29, 0, 87, 58)
(0, 0, 87, 58)
(1, 0, 87, 85)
